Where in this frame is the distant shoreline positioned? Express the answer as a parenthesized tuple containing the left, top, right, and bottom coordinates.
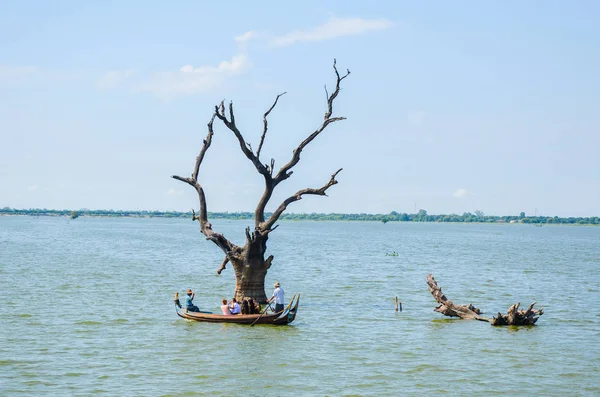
(1, 208, 598, 225)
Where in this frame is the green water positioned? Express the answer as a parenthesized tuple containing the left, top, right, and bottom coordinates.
(1, 217, 599, 396)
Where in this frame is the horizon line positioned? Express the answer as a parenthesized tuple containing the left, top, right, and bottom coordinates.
(1, 207, 598, 219)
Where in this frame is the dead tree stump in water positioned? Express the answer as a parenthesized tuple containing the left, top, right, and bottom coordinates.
(490, 302, 544, 326)
(426, 274, 543, 326)
(426, 274, 490, 322)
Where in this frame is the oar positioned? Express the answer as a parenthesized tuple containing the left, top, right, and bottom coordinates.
(250, 301, 273, 327)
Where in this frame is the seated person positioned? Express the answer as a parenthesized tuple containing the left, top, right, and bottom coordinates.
(252, 299, 260, 314)
(229, 298, 241, 315)
(185, 289, 200, 312)
(241, 299, 250, 314)
(220, 299, 232, 315)
(250, 298, 261, 314)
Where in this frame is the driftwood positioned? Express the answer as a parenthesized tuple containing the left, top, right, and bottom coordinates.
(426, 274, 489, 322)
(490, 302, 544, 326)
(426, 274, 543, 326)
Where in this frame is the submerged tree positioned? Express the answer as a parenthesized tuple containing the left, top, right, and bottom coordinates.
(173, 60, 350, 302)
(426, 274, 544, 326)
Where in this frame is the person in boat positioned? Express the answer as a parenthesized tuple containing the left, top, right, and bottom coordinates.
(241, 299, 250, 314)
(229, 298, 241, 315)
(267, 282, 285, 313)
(185, 289, 200, 312)
(251, 298, 261, 314)
(220, 299, 232, 315)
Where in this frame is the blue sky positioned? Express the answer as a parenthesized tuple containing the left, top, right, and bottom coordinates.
(1, 1, 598, 217)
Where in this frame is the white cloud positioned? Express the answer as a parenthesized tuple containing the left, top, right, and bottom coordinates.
(28, 184, 39, 191)
(137, 53, 251, 98)
(271, 17, 393, 47)
(97, 69, 136, 90)
(407, 110, 426, 127)
(167, 188, 183, 196)
(180, 54, 249, 75)
(453, 189, 471, 198)
(235, 30, 261, 43)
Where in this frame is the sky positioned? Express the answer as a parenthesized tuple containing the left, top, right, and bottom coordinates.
(1, 1, 599, 217)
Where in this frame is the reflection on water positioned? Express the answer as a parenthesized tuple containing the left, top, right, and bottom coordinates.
(1, 217, 599, 396)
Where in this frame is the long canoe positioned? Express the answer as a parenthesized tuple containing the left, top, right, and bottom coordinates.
(175, 293, 300, 325)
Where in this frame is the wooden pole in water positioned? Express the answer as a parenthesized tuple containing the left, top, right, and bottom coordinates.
(395, 297, 402, 312)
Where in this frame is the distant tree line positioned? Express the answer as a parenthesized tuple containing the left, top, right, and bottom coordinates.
(1, 207, 598, 225)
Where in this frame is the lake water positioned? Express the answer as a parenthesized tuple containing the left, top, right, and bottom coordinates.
(1, 216, 599, 396)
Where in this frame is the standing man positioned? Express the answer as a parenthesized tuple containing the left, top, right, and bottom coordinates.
(185, 289, 200, 312)
(268, 282, 285, 313)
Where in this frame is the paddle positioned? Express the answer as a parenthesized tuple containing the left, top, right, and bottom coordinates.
(250, 301, 273, 327)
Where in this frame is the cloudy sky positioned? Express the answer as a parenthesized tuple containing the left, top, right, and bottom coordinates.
(1, 1, 599, 217)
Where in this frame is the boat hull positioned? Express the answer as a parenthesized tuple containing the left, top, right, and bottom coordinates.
(175, 294, 300, 325)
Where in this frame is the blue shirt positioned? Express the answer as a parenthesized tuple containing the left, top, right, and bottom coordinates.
(230, 302, 241, 314)
(185, 294, 194, 308)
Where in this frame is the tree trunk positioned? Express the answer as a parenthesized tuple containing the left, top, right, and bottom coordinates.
(227, 232, 273, 303)
(231, 255, 269, 303)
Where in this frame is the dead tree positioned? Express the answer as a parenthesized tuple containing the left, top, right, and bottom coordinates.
(490, 302, 544, 326)
(426, 274, 489, 322)
(426, 274, 543, 326)
(173, 60, 350, 302)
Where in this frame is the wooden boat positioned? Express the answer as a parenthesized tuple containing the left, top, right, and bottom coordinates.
(175, 293, 300, 325)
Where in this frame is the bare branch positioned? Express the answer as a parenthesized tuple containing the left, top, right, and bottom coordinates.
(262, 168, 342, 231)
(274, 60, 350, 185)
(257, 92, 287, 159)
(228, 101, 235, 124)
(192, 113, 216, 181)
(266, 224, 279, 233)
(214, 101, 271, 178)
(264, 255, 274, 270)
(325, 59, 351, 120)
(172, 175, 194, 186)
(216, 256, 229, 275)
(171, 115, 215, 224)
(172, 112, 240, 257)
(213, 99, 287, 226)
(245, 226, 252, 244)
